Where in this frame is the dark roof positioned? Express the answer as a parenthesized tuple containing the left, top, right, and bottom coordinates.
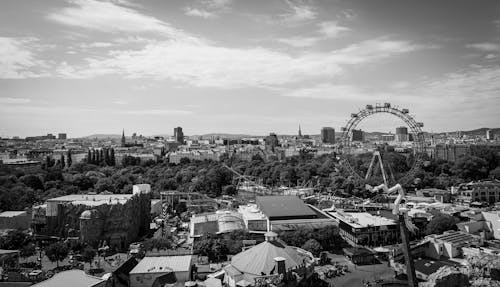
(256, 196, 316, 219)
(152, 272, 177, 287)
(193, 221, 218, 236)
(413, 258, 456, 276)
(343, 247, 372, 256)
(435, 231, 476, 244)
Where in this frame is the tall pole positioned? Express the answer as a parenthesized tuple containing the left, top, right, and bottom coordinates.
(399, 214, 417, 287)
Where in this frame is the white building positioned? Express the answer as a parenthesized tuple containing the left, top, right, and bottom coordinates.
(129, 255, 193, 287)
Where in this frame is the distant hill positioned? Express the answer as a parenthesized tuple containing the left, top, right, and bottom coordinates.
(81, 127, 499, 140)
(196, 133, 260, 139)
(84, 134, 121, 139)
(433, 127, 500, 137)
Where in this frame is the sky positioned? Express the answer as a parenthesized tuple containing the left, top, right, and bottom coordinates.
(1, 0, 500, 138)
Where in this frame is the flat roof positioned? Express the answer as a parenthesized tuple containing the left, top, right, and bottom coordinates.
(329, 211, 397, 228)
(46, 194, 133, 206)
(434, 231, 477, 244)
(32, 270, 104, 287)
(256, 196, 316, 219)
(413, 258, 456, 276)
(129, 255, 192, 274)
(238, 204, 267, 221)
(0, 211, 27, 217)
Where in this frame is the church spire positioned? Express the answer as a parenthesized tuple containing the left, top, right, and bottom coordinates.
(121, 129, 126, 147)
(298, 124, 302, 138)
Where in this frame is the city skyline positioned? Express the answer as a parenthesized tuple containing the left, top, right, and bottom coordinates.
(1, 0, 500, 137)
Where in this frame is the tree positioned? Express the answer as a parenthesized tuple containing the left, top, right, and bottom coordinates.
(99, 149, 104, 164)
(66, 150, 72, 167)
(0, 230, 31, 250)
(451, 155, 488, 181)
(110, 148, 115, 166)
(87, 150, 92, 164)
(60, 154, 65, 169)
(81, 246, 96, 265)
(20, 174, 44, 190)
(425, 214, 458, 235)
(20, 243, 36, 258)
(301, 239, 323, 256)
(104, 149, 110, 166)
(44, 242, 69, 267)
(489, 166, 500, 180)
(222, 185, 237, 196)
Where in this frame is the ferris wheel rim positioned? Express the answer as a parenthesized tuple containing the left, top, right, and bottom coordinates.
(340, 104, 425, 184)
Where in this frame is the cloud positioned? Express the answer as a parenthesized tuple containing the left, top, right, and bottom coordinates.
(0, 97, 32, 104)
(116, 109, 192, 115)
(280, 1, 317, 25)
(278, 21, 349, 48)
(47, 0, 197, 42)
(318, 21, 350, 38)
(276, 36, 319, 47)
(56, 37, 431, 88)
(112, 100, 127, 105)
(184, 0, 231, 19)
(424, 66, 500, 103)
(0, 37, 46, 79)
(465, 42, 500, 52)
(80, 42, 114, 48)
(184, 7, 217, 19)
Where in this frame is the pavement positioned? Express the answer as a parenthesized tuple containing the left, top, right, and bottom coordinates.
(324, 253, 396, 287)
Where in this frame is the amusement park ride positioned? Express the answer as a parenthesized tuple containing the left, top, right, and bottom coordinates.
(341, 103, 425, 287)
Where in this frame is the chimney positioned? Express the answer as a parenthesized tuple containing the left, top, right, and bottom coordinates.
(274, 257, 286, 276)
(265, 231, 278, 242)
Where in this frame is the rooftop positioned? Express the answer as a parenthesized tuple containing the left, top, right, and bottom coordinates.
(329, 211, 397, 228)
(432, 231, 479, 245)
(46, 194, 134, 206)
(32, 270, 104, 287)
(255, 196, 317, 219)
(0, 211, 27, 217)
(413, 258, 457, 276)
(129, 255, 193, 274)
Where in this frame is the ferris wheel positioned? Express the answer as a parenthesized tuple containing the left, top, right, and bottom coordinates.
(340, 103, 425, 185)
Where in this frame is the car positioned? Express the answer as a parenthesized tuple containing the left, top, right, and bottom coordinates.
(28, 270, 43, 277)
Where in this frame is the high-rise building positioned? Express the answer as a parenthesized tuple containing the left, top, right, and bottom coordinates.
(487, 130, 493, 140)
(395, 126, 409, 142)
(351, 129, 365, 142)
(265, 133, 279, 152)
(321, 127, 335, 144)
(174, 127, 184, 144)
(58, 133, 67, 140)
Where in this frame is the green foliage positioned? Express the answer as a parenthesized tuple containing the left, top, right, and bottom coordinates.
(451, 155, 489, 181)
(67, 150, 72, 167)
(81, 246, 96, 263)
(44, 242, 69, 266)
(301, 239, 323, 256)
(20, 242, 36, 258)
(0, 230, 32, 250)
(425, 213, 458, 235)
(193, 237, 229, 262)
(143, 238, 171, 251)
(122, 156, 141, 167)
(20, 175, 44, 190)
(279, 226, 343, 252)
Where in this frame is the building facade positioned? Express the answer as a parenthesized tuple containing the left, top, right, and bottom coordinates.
(174, 127, 184, 144)
(321, 127, 335, 144)
(328, 211, 400, 246)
